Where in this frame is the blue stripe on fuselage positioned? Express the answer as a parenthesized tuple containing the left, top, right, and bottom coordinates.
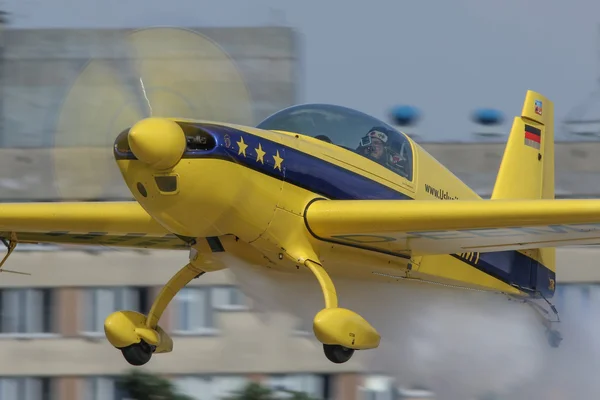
(178, 123, 412, 201)
(120, 123, 553, 298)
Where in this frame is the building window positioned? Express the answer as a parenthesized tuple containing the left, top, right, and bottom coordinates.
(0, 377, 55, 400)
(211, 286, 249, 310)
(84, 377, 127, 400)
(172, 287, 216, 334)
(266, 374, 326, 399)
(358, 375, 397, 400)
(395, 387, 435, 400)
(81, 287, 149, 335)
(171, 286, 249, 334)
(173, 375, 248, 400)
(0, 288, 55, 336)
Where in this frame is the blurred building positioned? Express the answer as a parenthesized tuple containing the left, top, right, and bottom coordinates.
(0, 24, 599, 400)
(1, 139, 599, 400)
(0, 248, 368, 400)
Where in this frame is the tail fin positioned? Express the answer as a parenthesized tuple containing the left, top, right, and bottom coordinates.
(491, 90, 556, 293)
(492, 90, 554, 200)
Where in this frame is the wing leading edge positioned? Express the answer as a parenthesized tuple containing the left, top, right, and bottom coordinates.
(0, 202, 189, 250)
(304, 199, 600, 255)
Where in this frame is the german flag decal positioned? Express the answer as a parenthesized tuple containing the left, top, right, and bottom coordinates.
(524, 124, 541, 150)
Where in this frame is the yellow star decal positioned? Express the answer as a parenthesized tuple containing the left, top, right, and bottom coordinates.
(273, 150, 284, 171)
(255, 143, 266, 164)
(237, 136, 248, 157)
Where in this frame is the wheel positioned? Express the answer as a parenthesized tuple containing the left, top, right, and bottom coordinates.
(323, 344, 354, 364)
(546, 329, 563, 348)
(121, 340, 154, 366)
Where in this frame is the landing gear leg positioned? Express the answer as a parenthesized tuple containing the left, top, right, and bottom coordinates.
(518, 293, 562, 349)
(0, 232, 30, 276)
(539, 294, 562, 349)
(304, 259, 380, 364)
(104, 261, 205, 366)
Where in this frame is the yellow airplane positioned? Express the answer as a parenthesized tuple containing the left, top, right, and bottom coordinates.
(0, 27, 594, 367)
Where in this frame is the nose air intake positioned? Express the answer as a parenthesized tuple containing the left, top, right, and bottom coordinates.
(127, 118, 186, 170)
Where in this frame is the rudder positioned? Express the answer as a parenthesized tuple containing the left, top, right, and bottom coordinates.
(491, 90, 556, 294)
(492, 90, 554, 200)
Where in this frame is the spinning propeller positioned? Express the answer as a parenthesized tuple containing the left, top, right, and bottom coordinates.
(52, 27, 254, 200)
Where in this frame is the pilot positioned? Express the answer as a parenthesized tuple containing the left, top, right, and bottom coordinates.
(357, 128, 388, 162)
(357, 127, 411, 178)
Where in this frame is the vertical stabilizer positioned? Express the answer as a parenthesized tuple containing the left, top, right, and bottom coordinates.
(491, 90, 555, 289)
(492, 90, 554, 200)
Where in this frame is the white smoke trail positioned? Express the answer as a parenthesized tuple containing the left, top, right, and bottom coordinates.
(225, 257, 549, 400)
(506, 286, 600, 400)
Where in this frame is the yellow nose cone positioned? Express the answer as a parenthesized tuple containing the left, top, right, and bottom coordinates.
(128, 117, 186, 170)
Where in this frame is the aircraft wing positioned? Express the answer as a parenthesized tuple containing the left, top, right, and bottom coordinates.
(304, 199, 600, 256)
(0, 202, 189, 250)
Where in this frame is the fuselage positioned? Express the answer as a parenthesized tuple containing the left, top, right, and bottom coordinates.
(112, 109, 554, 299)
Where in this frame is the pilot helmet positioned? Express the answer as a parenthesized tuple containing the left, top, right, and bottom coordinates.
(359, 127, 407, 170)
(358, 128, 390, 160)
(360, 128, 389, 148)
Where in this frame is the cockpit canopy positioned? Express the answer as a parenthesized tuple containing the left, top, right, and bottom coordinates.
(256, 104, 413, 181)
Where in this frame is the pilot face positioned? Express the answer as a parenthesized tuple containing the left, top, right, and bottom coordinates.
(369, 138, 385, 159)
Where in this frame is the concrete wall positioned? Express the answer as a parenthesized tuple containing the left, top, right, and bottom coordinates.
(0, 245, 591, 378)
(0, 26, 298, 147)
(419, 141, 600, 198)
(1, 26, 599, 201)
(0, 249, 363, 377)
(0, 26, 298, 200)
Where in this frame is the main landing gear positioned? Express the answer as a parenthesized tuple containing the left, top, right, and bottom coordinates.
(121, 340, 155, 366)
(323, 344, 355, 364)
(304, 259, 380, 364)
(539, 295, 562, 349)
(103, 261, 205, 366)
(103, 249, 380, 366)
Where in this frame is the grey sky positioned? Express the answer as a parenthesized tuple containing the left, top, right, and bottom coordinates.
(4, 0, 600, 140)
